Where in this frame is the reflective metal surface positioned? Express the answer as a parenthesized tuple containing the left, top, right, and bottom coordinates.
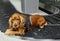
(39, 0, 60, 14)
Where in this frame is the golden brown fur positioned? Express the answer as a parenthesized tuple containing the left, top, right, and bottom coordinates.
(28, 14, 47, 30)
(5, 13, 26, 35)
(5, 13, 47, 35)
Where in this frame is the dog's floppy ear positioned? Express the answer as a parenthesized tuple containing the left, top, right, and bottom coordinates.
(8, 17, 12, 29)
(19, 15, 26, 28)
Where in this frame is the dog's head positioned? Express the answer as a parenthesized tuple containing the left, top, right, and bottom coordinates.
(12, 17, 21, 29)
(9, 13, 21, 30)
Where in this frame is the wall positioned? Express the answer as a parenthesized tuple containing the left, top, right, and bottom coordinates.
(9, 0, 48, 15)
(9, 0, 22, 12)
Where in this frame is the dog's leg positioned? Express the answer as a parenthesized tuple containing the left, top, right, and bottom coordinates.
(38, 23, 45, 29)
(28, 25, 35, 30)
(19, 29, 25, 35)
(13, 30, 25, 35)
(40, 26, 44, 29)
(40, 22, 48, 28)
(39, 22, 48, 29)
(44, 22, 48, 26)
(5, 29, 15, 35)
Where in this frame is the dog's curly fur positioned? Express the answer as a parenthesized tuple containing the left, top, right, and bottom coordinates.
(5, 13, 47, 35)
(5, 13, 26, 35)
(28, 13, 48, 30)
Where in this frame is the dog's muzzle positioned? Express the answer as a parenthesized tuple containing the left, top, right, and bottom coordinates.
(14, 24, 17, 28)
(13, 24, 18, 31)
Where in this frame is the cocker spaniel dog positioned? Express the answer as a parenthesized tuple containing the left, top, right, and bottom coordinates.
(28, 13, 48, 30)
(5, 13, 26, 35)
(5, 13, 47, 36)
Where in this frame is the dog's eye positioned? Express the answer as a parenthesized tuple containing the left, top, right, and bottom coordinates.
(17, 19, 19, 20)
(12, 19, 14, 20)
(11, 21, 13, 23)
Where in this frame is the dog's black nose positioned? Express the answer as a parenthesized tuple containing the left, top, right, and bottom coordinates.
(14, 24, 17, 27)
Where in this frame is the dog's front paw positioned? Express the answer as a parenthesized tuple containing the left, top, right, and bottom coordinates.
(19, 29, 25, 35)
(5, 29, 15, 35)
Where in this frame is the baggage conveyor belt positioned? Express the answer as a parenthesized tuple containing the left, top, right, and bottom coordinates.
(0, 1, 60, 39)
